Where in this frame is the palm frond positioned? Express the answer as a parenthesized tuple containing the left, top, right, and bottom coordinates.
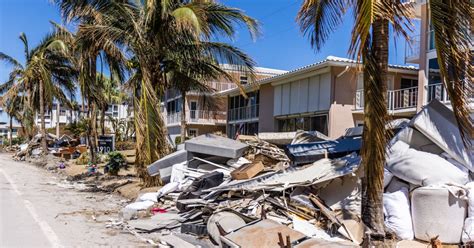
(430, 0, 473, 145)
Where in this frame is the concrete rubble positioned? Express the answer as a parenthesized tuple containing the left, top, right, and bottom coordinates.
(115, 99, 474, 247)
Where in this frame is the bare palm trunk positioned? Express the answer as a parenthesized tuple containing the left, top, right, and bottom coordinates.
(26, 86, 33, 139)
(39, 80, 48, 153)
(8, 116, 13, 149)
(361, 18, 389, 244)
(180, 91, 187, 143)
(101, 106, 106, 136)
(92, 104, 98, 147)
(87, 99, 97, 164)
(56, 101, 60, 138)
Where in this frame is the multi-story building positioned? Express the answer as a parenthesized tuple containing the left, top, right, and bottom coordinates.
(220, 56, 419, 139)
(407, 1, 473, 117)
(161, 64, 287, 142)
(34, 102, 130, 133)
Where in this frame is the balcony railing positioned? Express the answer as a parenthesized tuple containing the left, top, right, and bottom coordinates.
(355, 86, 419, 111)
(427, 83, 450, 103)
(228, 104, 259, 122)
(165, 110, 226, 125)
(405, 35, 420, 63)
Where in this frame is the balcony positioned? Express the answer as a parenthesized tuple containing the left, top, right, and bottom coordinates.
(354, 86, 419, 114)
(405, 35, 421, 64)
(427, 83, 450, 103)
(228, 104, 259, 122)
(165, 110, 226, 125)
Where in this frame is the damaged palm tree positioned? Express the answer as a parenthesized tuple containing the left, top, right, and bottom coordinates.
(429, 0, 473, 145)
(55, 0, 258, 187)
(297, 0, 413, 243)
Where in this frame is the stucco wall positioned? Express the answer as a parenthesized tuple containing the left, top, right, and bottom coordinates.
(258, 84, 276, 132)
(328, 67, 358, 138)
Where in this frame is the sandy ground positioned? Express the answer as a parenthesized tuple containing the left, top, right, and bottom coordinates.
(0, 152, 148, 247)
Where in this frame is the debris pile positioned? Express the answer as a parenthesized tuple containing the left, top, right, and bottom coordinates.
(119, 99, 472, 247)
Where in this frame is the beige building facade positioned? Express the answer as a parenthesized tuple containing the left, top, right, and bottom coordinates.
(161, 65, 287, 143)
(407, 1, 473, 117)
(221, 56, 419, 139)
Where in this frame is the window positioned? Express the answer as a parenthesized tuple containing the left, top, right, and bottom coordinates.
(228, 91, 260, 121)
(188, 129, 198, 137)
(400, 78, 418, 89)
(60, 109, 67, 116)
(227, 122, 259, 138)
(240, 75, 248, 85)
(166, 99, 182, 114)
(278, 114, 328, 135)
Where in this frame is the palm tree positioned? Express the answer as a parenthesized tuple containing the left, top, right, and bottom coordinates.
(0, 32, 77, 151)
(56, 0, 258, 187)
(429, 0, 473, 144)
(51, 22, 127, 164)
(96, 73, 126, 136)
(0, 33, 36, 139)
(297, 0, 413, 242)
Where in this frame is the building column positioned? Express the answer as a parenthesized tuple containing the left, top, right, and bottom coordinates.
(417, 4, 429, 112)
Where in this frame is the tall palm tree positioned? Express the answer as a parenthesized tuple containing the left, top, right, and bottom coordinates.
(0, 32, 77, 151)
(297, 0, 413, 242)
(96, 73, 126, 136)
(51, 21, 127, 164)
(56, 0, 258, 187)
(429, 0, 473, 144)
(0, 33, 37, 139)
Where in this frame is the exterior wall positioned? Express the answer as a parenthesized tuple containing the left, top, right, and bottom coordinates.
(328, 67, 358, 138)
(258, 83, 276, 132)
(164, 66, 285, 138)
(273, 71, 332, 116)
(417, 4, 429, 111)
(330, 67, 419, 138)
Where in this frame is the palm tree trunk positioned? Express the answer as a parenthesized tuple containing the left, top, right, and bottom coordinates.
(9, 116, 13, 149)
(26, 86, 33, 139)
(56, 101, 60, 138)
(87, 99, 97, 164)
(180, 91, 187, 143)
(92, 103, 98, 147)
(101, 106, 106, 136)
(39, 80, 48, 153)
(360, 18, 389, 243)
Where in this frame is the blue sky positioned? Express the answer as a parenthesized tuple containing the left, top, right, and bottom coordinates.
(0, 0, 416, 84)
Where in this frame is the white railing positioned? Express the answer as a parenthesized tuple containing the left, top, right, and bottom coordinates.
(389, 86, 418, 110)
(355, 86, 419, 111)
(165, 110, 226, 125)
(228, 104, 259, 122)
(427, 83, 450, 103)
(405, 34, 420, 63)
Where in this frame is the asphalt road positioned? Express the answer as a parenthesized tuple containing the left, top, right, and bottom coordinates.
(0, 153, 142, 247)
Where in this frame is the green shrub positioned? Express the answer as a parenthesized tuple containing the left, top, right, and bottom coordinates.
(3, 136, 27, 146)
(105, 151, 127, 175)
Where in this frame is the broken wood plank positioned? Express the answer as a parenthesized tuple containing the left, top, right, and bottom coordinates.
(231, 161, 264, 180)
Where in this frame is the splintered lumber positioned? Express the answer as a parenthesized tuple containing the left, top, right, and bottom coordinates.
(309, 195, 341, 225)
(231, 161, 264, 180)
